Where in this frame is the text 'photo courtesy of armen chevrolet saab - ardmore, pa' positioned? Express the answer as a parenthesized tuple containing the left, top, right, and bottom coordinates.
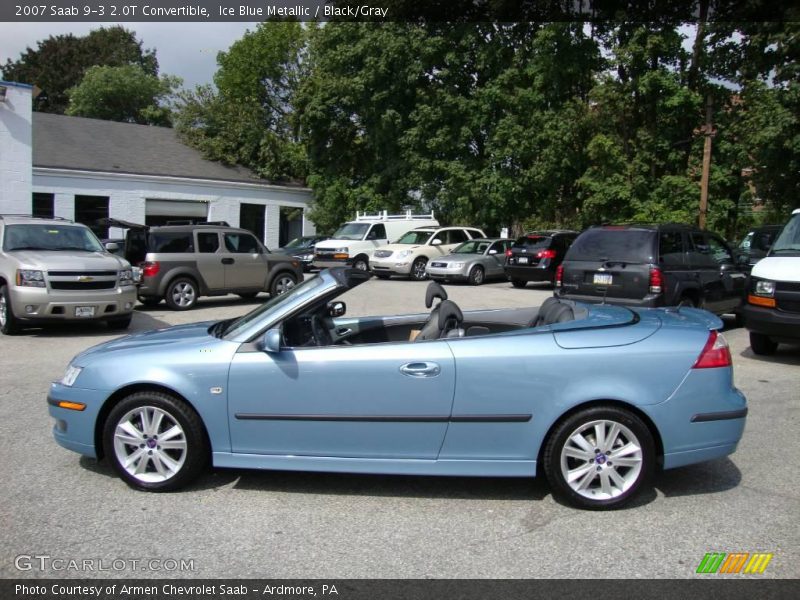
(0, 0, 798, 596)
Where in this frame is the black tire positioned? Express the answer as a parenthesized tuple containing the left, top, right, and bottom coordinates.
(270, 272, 297, 296)
(468, 265, 485, 286)
(0, 284, 22, 335)
(411, 257, 429, 281)
(543, 405, 654, 510)
(102, 391, 209, 492)
(352, 256, 369, 271)
(164, 277, 198, 311)
(749, 331, 778, 356)
(138, 296, 162, 307)
(238, 292, 260, 300)
(107, 315, 132, 330)
(678, 294, 698, 308)
(373, 272, 391, 280)
(510, 278, 527, 289)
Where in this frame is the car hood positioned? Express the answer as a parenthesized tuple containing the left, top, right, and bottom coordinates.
(750, 257, 800, 281)
(376, 244, 423, 253)
(73, 321, 220, 365)
(432, 252, 483, 262)
(10, 250, 129, 270)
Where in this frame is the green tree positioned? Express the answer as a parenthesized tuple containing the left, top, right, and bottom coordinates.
(65, 65, 180, 126)
(174, 20, 307, 182)
(2, 26, 158, 114)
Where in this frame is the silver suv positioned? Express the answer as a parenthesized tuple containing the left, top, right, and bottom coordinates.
(0, 215, 137, 334)
(117, 222, 304, 310)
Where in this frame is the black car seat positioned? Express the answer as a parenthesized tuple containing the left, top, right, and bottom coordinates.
(415, 282, 448, 341)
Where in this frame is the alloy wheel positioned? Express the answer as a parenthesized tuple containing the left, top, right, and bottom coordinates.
(171, 282, 196, 308)
(112, 406, 188, 483)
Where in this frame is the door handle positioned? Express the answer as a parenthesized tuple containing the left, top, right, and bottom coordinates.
(222, 258, 235, 265)
(399, 362, 441, 378)
(336, 327, 352, 336)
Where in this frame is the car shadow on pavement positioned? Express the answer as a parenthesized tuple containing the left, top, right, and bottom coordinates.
(134, 295, 265, 312)
(654, 457, 742, 498)
(16, 311, 170, 338)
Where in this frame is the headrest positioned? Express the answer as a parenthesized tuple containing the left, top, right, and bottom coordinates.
(438, 300, 463, 328)
(425, 281, 448, 308)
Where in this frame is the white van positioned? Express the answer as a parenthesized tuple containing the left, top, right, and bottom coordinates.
(742, 207, 800, 355)
(313, 211, 439, 271)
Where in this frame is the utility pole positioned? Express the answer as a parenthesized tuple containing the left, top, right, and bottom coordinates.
(699, 94, 714, 230)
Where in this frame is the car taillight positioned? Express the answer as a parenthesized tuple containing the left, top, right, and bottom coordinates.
(537, 249, 557, 259)
(692, 330, 732, 369)
(505, 249, 513, 257)
(141, 261, 160, 278)
(649, 267, 663, 294)
(555, 265, 563, 287)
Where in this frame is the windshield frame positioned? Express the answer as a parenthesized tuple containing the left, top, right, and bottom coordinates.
(332, 223, 370, 241)
(2, 224, 106, 253)
(769, 214, 800, 256)
(396, 230, 435, 245)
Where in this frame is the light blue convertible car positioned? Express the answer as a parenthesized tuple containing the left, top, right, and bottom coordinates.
(49, 268, 747, 509)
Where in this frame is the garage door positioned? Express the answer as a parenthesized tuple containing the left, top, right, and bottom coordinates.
(145, 199, 208, 226)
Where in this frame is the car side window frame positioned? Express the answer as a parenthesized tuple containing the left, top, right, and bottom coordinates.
(196, 230, 221, 253)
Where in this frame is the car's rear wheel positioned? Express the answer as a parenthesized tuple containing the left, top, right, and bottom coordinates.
(107, 315, 132, 330)
(165, 278, 198, 311)
(678, 294, 698, 308)
(103, 391, 209, 492)
(543, 405, 654, 510)
(510, 278, 527, 289)
(373, 272, 391, 280)
(411, 257, 428, 281)
(0, 284, 22, 335)
(270, 272, 297, 296)
(749, 332, 778, 356)
(468, 265, 485, 286)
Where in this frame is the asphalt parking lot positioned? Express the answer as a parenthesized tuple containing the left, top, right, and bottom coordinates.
(1, 278, 798, 579)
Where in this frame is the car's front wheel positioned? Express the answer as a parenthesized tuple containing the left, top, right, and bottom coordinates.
(749, 331, 778, 356)
(0, 284, 22, 335)
(543, 405, 654, 510)
(106, 315, 132, 330)
(411, 257, 428, 281)
(270, 272, 297, 296)
(352, 256, 369, 271)
(165, 278, 198, 311)
(468, 265, 485, 286)
(103, 391, 209, 492)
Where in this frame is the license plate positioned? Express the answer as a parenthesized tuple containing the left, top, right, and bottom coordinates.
(75, 306, 96, 318)
(517, 257, 529, 264)
(593, 273, 613, 286)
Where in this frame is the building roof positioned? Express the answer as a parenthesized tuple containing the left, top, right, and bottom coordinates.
(32, 112, 295, 187)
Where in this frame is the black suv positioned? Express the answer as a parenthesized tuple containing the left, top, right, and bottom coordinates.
(105, 220, 304, 310)
(555, 224, 748, 315)
(504, 230, 578, 287)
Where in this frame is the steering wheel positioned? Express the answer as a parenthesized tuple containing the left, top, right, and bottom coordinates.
(310, 314, 333, 347)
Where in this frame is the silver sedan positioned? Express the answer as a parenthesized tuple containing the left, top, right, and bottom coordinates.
(426, 238, 513, 285)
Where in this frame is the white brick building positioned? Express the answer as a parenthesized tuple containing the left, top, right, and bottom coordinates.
(0, 81, 314, 249)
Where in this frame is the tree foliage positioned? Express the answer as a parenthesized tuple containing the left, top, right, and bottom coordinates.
(2, 26, 158, 114)
(65, 65, 180, 126)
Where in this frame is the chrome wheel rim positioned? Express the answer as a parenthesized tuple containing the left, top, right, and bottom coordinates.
(275, 276, 295, 295)
(472, 268, 484, 284)
(560, 419, 643, 501)
(170, 282, 195, 307)
(0, 294, 7, 327)
(353, 260, 368, 271)
(113, 406, 187, 483)
(413, 260, 428, 280)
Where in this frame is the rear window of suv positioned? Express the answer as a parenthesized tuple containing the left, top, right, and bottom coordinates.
(567, 228, 654, 263)
(512, 235, 552, 250)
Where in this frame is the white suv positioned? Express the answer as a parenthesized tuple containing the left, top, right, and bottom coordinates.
(369, 226, 486, 280)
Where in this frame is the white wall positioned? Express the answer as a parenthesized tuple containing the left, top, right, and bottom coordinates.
(34, 169, 314, 249)
(0, 82, 33, 213)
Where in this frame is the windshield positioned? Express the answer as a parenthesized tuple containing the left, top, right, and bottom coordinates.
(220, 276, 325, 338)
(284, 237, 313, 249)
(396, 230, 434, 245)
(332, 223, 369, 240)
(453, 240, 490, 254)
(770, 215, 800, 255)
(2, 224, 105, 252)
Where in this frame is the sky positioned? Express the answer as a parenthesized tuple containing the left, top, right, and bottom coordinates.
(0, 22, 261, 89)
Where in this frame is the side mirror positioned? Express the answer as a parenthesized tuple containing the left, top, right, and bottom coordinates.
(431, 238, 443, 246)
(260, 329, 282, 353)
(488, 249, 498, 255)
(328, 301, 346, 318)
(104, 242, 119, 252)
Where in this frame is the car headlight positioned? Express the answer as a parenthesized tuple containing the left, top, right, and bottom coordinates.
(396, 250, 412, 259)
(119, 269, 133, 284)
(300, 253, 314, 261)
(60, 365, 83, 387)
(754, 279, 775, 297)
(16, 269, 45, 287)
(449, 262, 464, 269)
(334, 247, 349, 254)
